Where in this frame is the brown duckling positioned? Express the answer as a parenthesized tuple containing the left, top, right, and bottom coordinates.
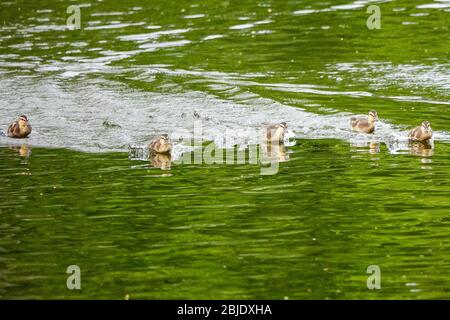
(350, 110, 377, 134)
(149, 134, 172, 154)
(265, 122, 287, 143)
(408, 121, 433, 142)
(7, 115, 32, 138)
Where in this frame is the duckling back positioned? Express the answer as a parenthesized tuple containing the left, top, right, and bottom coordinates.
(350, 117, 375, 134)
(409, 126, 433, 142)
(7, 121, 32, 138)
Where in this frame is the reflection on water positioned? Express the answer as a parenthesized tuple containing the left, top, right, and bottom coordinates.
(150, 152, 172, 170)
(130, 141, 291, 171)
(1, 141, 450, 299)
(409, 140, 434, 158)
(369, 142, 380, 155)
(351, 139, 436, 160)
(9, 144, 32, 158)
(409, 140, 434, 167)
(351, 138, 437, 171)
(261, 142, 290, 163)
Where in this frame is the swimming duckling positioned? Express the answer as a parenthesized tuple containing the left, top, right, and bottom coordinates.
(149, 134, 172, 154)
(7, 115, 32, 138)
(265, 122, 287, 143)
(350, 110, 377, 134)
(408, 121, 433, 142)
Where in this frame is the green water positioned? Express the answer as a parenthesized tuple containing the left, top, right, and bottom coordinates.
(0, 0, 449, 299)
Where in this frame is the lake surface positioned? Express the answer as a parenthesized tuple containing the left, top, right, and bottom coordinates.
(0, 0, 449, 299)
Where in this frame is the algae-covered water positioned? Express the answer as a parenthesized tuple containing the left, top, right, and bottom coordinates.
(0, 0, 449, 299)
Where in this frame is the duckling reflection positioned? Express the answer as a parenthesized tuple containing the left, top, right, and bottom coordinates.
(350, 141, 380, 154)
(409, 140, 434, 158)
(369, 142, 380, 154)
(150, 152, 172, 170)
(261, 142, 289, 162)
(9, 144, 31, 158)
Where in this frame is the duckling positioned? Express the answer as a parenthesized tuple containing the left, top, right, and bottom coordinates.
(8, 144, 31, 158)
(7, 115, 32, 138)
(408, 121, 433, 142)
(265, 122, 287, 143)
(149, 134, 172, 154)
(350, 110, 377, 134)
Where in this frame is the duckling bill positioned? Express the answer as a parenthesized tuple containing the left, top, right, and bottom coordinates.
(149, 134, 172, 154)
(350, 110, 377, 134)
(408, 121, 433, 142)
(7, 115, 32, 138)
(265, 122, 287, 143)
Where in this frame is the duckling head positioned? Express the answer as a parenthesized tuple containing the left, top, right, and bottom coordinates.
(18, 115, 29, 127)
(160, 134, 171, 145)
(368, 110, 378, 122)
(422, 121, 432, 132)
(274, 122, 287, 141)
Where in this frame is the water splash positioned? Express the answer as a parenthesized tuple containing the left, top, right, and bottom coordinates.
(0, 75, 448, 155)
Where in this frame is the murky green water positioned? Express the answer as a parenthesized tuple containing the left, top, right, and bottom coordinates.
(0, 0, 449, 299)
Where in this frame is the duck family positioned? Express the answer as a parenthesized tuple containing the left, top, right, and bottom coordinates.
(3, 112, 434, 158)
